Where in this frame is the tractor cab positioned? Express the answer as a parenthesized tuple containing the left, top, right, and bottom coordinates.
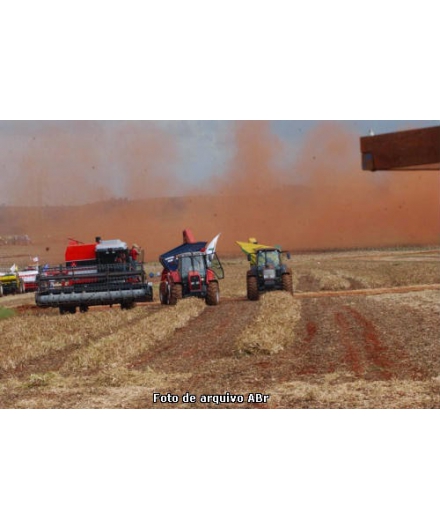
(246, 247, 293, 300)
(179, 252, 206, 293)
(256, 249, 282, 269)
(251, 248, 284, 284)
(178, 251, 224, 295)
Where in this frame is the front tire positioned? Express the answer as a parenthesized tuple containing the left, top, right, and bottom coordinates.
(206, 281, 220, 306)
(247, 275, 259, 301)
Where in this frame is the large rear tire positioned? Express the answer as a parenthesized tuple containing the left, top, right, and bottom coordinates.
(169, 283, 182, 305)
(247, 275, 259, 301)
(282, 273, 293, 295)
(206, 281, 220, 306)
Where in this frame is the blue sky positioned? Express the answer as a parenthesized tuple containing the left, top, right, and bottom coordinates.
(0, 120, 438, 206)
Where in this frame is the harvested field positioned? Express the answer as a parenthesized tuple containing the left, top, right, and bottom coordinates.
(0, 246, 439, 408)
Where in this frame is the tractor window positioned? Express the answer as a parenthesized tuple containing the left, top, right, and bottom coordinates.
(265, 251, 280, 267)
(258, 251, 280, 268)
(179, 254, 207, 279)
(179, 255, 203, 277)
(180, 257, 191, 279)
(208, 253, 225, 279)
(192, 255, 205, 273)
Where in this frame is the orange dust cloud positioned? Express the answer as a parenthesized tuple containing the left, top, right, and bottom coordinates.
(1, 121, 438, 263)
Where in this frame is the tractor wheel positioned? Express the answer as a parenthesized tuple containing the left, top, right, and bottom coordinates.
(247, 275, 259, 301)
(121, 301, 136, 310)
(206, 281, 220, 306)
(282, 273, 293, 295)
(159, 282, 169, 305)
(168, 283, 182, 305)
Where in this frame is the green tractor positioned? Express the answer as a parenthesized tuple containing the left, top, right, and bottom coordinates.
(245, 247, 293, 301)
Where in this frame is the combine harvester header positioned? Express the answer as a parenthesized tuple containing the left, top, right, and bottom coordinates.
(35, 237, 153, 314)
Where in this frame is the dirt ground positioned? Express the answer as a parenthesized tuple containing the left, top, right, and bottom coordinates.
(0, 246, 439, 408)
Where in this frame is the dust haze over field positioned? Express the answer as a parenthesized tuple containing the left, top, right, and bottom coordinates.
(0, 121, 438, 261)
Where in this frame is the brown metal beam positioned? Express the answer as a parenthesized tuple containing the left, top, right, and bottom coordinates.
(360, 125, 440, 171)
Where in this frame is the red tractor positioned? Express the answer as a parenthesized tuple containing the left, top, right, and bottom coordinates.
(35, 237, 153, 314)
(159, 230, 224, 306)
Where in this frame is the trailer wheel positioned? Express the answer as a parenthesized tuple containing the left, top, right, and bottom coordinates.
(206, 281, 220, 306)
(80, 305, 89, 313)
(68, 307, 76, 314)
(281, 273, 293, 295)
(169, 283, 182, 305)
(247, 275, 259, 301)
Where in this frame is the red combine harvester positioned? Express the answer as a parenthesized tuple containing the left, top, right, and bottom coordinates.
(35, 237, 153, 314)
(159, 229, 224, 306)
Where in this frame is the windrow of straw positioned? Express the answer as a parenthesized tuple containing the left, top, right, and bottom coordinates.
(0, 299, 205, 374)
(0, 299, 206, 407)
(0, 305, 149, 371)
(234, 291, 301, 355)
(62, 298, 205, 374)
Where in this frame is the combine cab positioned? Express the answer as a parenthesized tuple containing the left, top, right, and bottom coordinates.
(236, 240, 293, 301)
(159, 230, 224, 306)
(35, 237, 153, 314)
